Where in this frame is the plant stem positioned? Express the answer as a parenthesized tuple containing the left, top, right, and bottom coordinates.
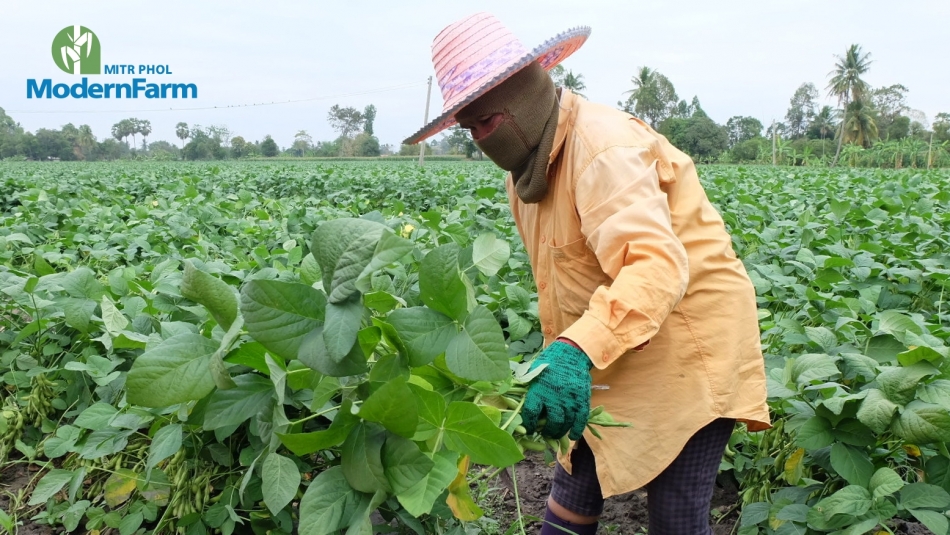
(501, 395, 527, 430)
(290, 404, 342, 425)
(510, 462, 527, 535)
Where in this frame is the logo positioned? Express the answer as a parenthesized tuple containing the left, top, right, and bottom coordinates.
(52, 25, 101, 75)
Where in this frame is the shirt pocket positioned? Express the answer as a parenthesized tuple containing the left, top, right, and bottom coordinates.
(547, 238, 611, 317)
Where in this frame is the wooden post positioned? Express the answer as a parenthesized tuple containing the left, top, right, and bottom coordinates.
(418, 76, 433, 166)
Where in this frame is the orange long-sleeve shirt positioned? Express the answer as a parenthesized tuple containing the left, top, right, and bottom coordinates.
(506, 90, 770, 497)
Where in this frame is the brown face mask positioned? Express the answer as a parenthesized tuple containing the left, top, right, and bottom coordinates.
(456, 62, 559, 203)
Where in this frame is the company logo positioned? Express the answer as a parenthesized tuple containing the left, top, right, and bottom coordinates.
(52, 25, 101, 75)
(28, 25, 198, 100)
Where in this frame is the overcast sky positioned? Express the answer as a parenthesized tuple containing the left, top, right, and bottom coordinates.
(2, 0, 947, 150)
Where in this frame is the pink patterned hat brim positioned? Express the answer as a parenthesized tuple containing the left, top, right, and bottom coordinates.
(403, 25, 590, 146)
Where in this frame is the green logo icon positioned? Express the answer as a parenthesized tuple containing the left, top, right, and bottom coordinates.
(52, 25, 101, 75)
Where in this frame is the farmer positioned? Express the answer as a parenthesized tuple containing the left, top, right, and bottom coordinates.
(404, 13, 770, 535)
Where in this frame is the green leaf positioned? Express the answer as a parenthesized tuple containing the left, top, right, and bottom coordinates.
(442, 401, 523, 467)
(341, 422, 390, 494)
(241, 280, 327, 361)
(877, 310, 923, 343)
(919, 380, 950, 411)
(868, 467, 904, 499)
(359, 376, 418, 438)
(386, 307, 456, 367)
(203, 374, 274, 430)
(298, 327, 367, 377)
(396, 450, 458, 517)
(908, 509, 949, 535)
(891, 401, 950, 444)
(795, 416, 834, 450)
(312, 218, 386, 303)
(504, 309, 532, 341)
(472, 233, 510, 277)
(382, 435, 434, 495)
(445, 306, 510, 382)
(791, 353, 840, 385)
(60, 267, 105, 300)
(356, 230, 414, 291)
(127, 334, 219, 407)
(898, 346, 945, 367)
(28, 469, 74, 505)
(298, 466, 364, 535)
(740, 502, 769, 527)
(830, 443, 874, 487)
(900, 483, 950, 509)
(865, 334, 905, 363)
(877, 362, 938, 405)
(262, 453, 301, 515)
(409, 384, 446, 440)
(278, 400, 358, 456)
(43, 425, 80, 458)
(300, 253, 323, 287)
(419, 243, 473, 321)
(806, 485, 871, 530)
(74, 402, 119, 430)
(101, 296, 129, 333)
(147, 424, 182, 470)
(805, 326, 838, 353)
(323, 295, 363, 363)
(181, 261, 238, 330)
(856, 389, 899, 434)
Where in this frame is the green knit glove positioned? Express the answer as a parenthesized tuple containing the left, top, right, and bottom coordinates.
(520, 340, 593, 441)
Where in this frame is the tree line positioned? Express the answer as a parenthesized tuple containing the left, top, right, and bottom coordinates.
(1, 43, 947, 166)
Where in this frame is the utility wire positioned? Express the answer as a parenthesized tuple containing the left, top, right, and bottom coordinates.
(7, 80, 429, 114)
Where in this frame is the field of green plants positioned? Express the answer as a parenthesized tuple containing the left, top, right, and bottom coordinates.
(1, 160, 949, 535)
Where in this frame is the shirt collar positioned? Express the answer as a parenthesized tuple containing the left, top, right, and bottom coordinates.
(548, 88, 578, 165)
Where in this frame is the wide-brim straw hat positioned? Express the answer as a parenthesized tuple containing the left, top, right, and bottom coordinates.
(403, 12, 590, 145)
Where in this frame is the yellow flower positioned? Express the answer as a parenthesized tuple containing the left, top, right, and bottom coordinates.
(401, 224, 415, 238)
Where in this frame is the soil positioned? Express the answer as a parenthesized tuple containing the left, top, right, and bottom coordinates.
(0, 461, 55, 535)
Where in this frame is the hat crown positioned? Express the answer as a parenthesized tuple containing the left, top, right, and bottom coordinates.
(431, 13, 528, 112)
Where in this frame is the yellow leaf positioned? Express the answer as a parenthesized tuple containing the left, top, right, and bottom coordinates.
(784, 448, 805, 485)
(445, 455, 484, 521)
(104, 468, 138, 508)
(904, 444, 922, 457)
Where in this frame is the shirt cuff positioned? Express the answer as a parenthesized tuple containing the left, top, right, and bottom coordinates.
(560, 313, 625, 370)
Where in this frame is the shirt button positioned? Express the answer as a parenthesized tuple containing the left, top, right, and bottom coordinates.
(539, 281, 547, 290)
(544, 326, 553, 335)
(602, 351, 609, 363)
(540, 235, 546, 243)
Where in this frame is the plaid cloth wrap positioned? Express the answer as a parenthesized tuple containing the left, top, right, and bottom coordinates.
(551, 418, 736, 533)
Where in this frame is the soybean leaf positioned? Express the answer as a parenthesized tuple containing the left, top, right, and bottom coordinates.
(203, 374, 274, 431)
(298, 466, 364, 535)
(856, 389, 899, 434)
(241, 280, 327, 361)
(396, 450, 458, 517)
(877, 362, 939, 406)
(386, 307, 456, 367)
(382, 435, 434, 495)
(830, 443, 874, 487)
(908, 509, 949, 535)
(313, 218, 386, 304)
(300, 253, 322, 287)
(181, 260, 238, 330)
(147, 424, 182, 470)
(419, 243, 473, 322)
(891, 401, 950, 444)
(900, 483, 950, 509)
(127, 334, 219, 407)
(359, 376, 417, 439)
(323, 295, 363, 363)
(409, 384, 446, 440)
(278, 400, 358, 456)
(442, 401, 523, 467)
(445, 306, 510, 382)
(795, 416, 834, 450)
(869, 467, 904, 499)
(262, 453, 301, 515)
(28, 469, 74, 505)
(472, 233, 510, 277)
(298, 327, 367, 377)
(104, 468, 138, 507)
(791, 353, 840, 385)
(341, 422, 391, 494)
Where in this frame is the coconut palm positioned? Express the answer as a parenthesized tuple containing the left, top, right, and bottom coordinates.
(176, 122, 189, 151)
(77, 124, 95, 160)
(138, 119, 152, 152)
(842, 99, 878, 148)
(562, 71, 587, 98)
(827, 44, 872, 166)
(622, 66, 679, 128)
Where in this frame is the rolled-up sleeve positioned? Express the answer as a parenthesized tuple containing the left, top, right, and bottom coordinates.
(560, 145, 689, 369)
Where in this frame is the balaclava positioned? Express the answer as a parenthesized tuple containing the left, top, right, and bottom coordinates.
(455, 62, 559, 203)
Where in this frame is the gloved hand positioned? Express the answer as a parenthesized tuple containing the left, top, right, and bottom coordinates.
(520, 340, 593, 440)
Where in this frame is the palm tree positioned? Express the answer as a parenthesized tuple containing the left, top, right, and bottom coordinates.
(138, 119, 152, 152)
(622, 66, 678, 128)
(562, 71, 586, 98)
(842, 99, 878, 149)
(77, 124, 95, 160)
(827, 44, 872, 166)
(176, 122, 189, 151)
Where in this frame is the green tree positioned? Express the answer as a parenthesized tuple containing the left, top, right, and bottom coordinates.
(111, 119, 133, 149)
(231, 136, 248, 158)
(175, 122, 189, 151)
(444, 125, 478, 158)
(352, 132, 381, 157)
(363, 104, 377, 136)
(659, 115, 729, 163)
(827, 44, 872, 166)
(260, 135, 278, 157)
(292, 130, 312, 157)
(785, 83, 819, 138)
(932, 113, 950, 143)
(807, 106, 837, 142)
(77, 124, 96, 160)
(137, 119, 152, 151)
(725, 116, 763, 147)
(842, 98, 879, 148)
(620, 66, 679, 128)
(562, 71, 587, 98)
